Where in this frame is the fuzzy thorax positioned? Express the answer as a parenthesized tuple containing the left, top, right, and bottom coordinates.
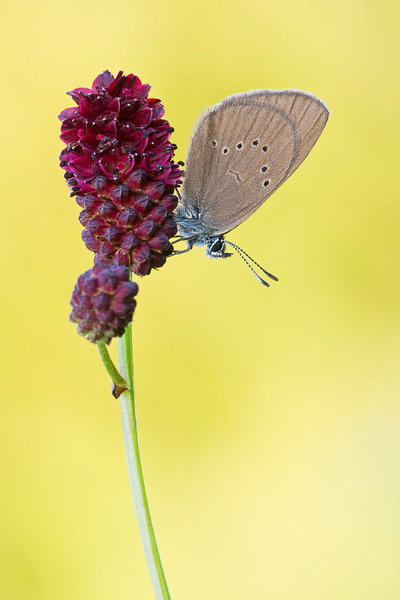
(173, 205, 232, 258)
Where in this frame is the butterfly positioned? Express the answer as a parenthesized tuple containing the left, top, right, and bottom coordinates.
(173, 89, 329, 285)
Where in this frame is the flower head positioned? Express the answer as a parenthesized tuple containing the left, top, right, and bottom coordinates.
(59, 71, 183, 276)
(70, 262, 139, 344)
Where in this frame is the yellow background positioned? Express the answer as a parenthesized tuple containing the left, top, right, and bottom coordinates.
(1, 0, 399, 598)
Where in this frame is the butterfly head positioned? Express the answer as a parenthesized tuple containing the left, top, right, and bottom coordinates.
(205, 236, 232, 259)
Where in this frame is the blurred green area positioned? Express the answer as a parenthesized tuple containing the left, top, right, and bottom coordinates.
(1, 0, 399, 598)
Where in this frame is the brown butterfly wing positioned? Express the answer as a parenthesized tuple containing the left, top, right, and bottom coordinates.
(182, 90, 329, 236)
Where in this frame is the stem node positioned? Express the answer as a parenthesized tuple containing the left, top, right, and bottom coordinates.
(111, 382, 128, 398)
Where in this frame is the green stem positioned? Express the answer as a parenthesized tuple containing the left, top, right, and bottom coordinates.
(118, 323, 171, 600)
(97, 341, 127, 387)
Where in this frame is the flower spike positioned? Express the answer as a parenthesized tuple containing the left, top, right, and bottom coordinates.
(59, 70, 183, 276)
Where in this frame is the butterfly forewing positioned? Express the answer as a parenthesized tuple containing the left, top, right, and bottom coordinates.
(182, 90, 329, 236)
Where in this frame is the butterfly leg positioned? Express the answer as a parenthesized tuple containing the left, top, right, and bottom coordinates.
(170, 238, 193, 256)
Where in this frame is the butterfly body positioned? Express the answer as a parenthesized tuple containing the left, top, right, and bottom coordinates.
(174, 206, 229, 258)
(173, 89, 329, 268)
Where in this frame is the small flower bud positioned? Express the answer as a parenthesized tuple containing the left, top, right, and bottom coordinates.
(69, 263, 138, 344)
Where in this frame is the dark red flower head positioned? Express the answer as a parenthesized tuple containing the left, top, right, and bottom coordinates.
(70, 262, 139, 344)
(59, 71, 183, 276)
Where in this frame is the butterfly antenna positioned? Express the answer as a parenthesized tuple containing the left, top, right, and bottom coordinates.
(224, 240, 278, 287)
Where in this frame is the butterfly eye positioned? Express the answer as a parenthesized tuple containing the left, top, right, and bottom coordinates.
(261, 166, 268, 173)
(263, 180, 270, 187)
(262, 145, 268, 152)
(212, 140, 217, 147)
(222, 147, 229, 154)
(210, 238, 224, 252)
(236, 142, 243, 150)
(252, 139, 259, 146)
